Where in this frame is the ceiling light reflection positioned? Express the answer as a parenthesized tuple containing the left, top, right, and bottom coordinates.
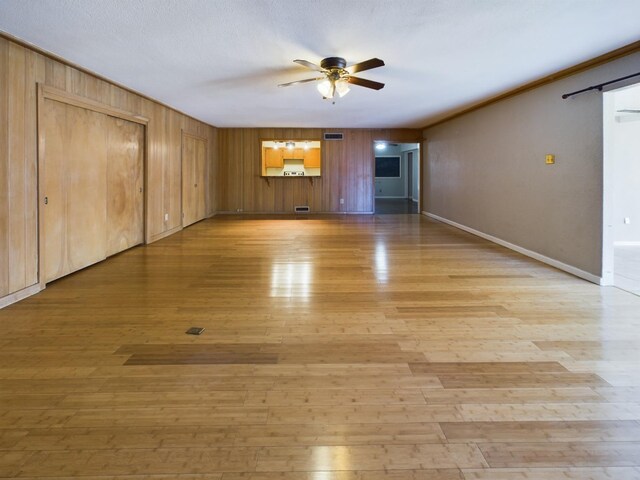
(312, 446, 352, 472)
(270, 262, 313, 299)
(375, 241, 388, 284)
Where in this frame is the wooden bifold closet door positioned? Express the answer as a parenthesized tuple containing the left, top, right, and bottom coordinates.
(181, 133, 207, 227)
(42, 99, 144, 283)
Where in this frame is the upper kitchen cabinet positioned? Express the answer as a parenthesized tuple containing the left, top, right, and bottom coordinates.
(264, 148, 284, 168)
(303, 148, 321, 168)
(282, 148, 305, 160)
(261, 140, 322, 177)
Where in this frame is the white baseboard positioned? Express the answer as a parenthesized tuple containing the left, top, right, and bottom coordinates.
(423, 211, 602, 285)
(614, 241, 640, 247)
(375, 196, 412, 199)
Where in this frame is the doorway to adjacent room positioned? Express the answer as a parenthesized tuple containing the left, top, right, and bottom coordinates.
(373, 142, 420, 214)
(602, 82, 640, 295)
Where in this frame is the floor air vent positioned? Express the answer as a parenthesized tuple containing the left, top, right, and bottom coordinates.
(323, 132, 343, 140)
(295, 206, 310, 213)
(185, 327, 205, 335)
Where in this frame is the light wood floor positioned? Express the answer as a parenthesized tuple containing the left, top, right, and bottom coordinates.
(1, 214, 640, 479)
(615, 245, 640, 296)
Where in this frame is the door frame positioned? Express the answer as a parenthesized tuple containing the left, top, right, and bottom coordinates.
(371, 133, 423, 213)
(36, 84, 149, 289)
(601, 82, 640, 286)
(602, 89, 615, 285)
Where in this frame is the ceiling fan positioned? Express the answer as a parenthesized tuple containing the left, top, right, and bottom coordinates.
(278, 57, 385, 100)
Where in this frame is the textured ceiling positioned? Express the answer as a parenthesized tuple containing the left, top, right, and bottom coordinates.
(1, 0, 639, 128)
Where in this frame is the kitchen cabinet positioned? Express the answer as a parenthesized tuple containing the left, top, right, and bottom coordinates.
(264, 148, 283, 168)
(304, 148, 321, 168)
(282, 148, 305, 160)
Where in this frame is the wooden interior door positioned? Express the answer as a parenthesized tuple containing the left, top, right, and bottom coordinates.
(42, 99, 67, 283)
(182, 133, 207, 227)
(43, 100, 108, 282)
(106, 117, 144, 256)
(42, 99, 144, 283)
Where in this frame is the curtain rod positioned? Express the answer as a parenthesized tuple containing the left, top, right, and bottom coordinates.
(562, 71, 640, 99)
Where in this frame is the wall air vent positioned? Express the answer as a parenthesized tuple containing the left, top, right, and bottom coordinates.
(294, 206, 310, 213)
(323, 133, 344, 140)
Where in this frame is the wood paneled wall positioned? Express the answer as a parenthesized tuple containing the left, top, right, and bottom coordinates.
(217, 128, 421, 213)
(0, 36, 217, 304)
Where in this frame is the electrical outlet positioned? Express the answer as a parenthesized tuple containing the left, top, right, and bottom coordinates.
(545, 154, 555, 164)
(339, 198, 344, 205)
(624, 217, 631, 224)
(164, 213, 169, 221)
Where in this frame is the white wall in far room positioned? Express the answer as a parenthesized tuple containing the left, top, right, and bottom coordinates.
(401, 145, 420, 202)
(611, 84, 640, 245)
(375, 144, 404, 197)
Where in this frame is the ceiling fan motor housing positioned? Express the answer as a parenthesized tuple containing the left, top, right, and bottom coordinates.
(321, 57, 347, 70)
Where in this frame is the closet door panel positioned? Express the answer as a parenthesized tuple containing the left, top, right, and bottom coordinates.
(195, 136, 207, 221)
(65, 104, 108, 274)
(43, 99, 67, 282)
(182, 133, 206, 227)
(107, 117, 144, 256)
(182, 134, 196, 226)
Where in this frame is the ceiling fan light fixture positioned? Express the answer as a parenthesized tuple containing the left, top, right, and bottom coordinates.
(317, 79, 333, 98)
(283, 56, 384, 100)
(335, 78, 350, 97)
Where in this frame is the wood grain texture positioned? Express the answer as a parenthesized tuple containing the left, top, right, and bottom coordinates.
(0, 214, 639, 477)
(106, 117, 144, 256)
(0, 41, 40, 298)
(43, 100, 117, 281)
(64, 104, 108, 277)
(182, 133, 207, 227)
(0, 36, 216, 304)
(217, 128, 421, 213)
(42, 98, 67, 282)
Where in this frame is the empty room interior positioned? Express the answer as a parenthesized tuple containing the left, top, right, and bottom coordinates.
(2, 1, 640, 478)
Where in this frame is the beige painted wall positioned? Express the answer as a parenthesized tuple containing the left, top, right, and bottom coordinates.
(423, 51, 640, 279)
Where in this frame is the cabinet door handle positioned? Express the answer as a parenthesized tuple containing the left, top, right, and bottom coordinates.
(44, 197, 48, 205)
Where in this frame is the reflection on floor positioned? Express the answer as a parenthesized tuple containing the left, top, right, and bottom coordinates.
(375, 198, 418, 214)
(615, 245, 640, 296)
(2, 215, 640, 477)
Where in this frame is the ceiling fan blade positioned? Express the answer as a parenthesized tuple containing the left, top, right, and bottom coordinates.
(278, 77, 324, 88)
(346, 58, 385, 74)
(293, 59, 325, 72)
(347, 76, 385, 90)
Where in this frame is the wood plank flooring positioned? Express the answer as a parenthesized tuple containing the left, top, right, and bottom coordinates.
(1, 214, 640, 478)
